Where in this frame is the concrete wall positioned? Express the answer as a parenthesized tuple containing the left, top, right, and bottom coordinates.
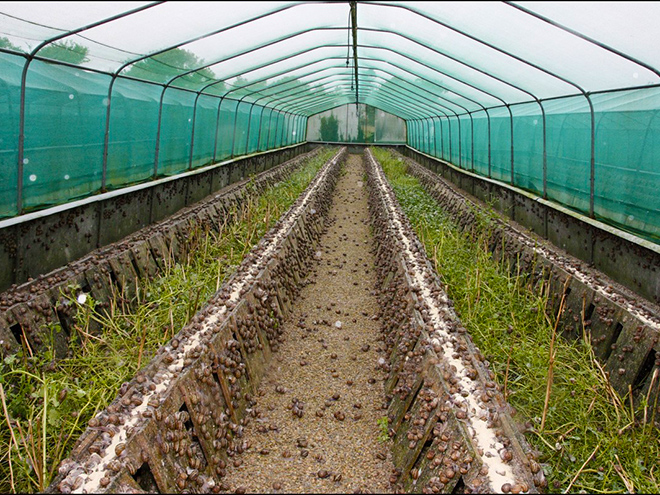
(0, 144, 315, 294)
(399, 146, 660, 307)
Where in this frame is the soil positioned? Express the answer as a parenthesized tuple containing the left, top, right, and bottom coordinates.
(221, 154, 394, 493)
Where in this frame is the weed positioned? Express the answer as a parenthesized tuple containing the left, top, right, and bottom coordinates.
(377, 416, 390, 443)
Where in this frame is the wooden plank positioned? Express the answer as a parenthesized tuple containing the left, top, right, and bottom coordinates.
(130, 240, 159, 281)
(147, 233, 172, 273)
(107, 250, 138, 302)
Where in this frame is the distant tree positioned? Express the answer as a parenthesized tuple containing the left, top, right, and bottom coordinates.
(224, 76, 265, 98)
(124, 48, 219, 89)
(39, 40, 89, 65)
(0, 37, 21, 52)
(320, 114, 339, 141)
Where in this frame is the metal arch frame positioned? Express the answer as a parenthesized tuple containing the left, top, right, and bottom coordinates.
(188, 40, 502, 164)
(232, 53, 474, 162)
(133, 18, 554, 181)
(303, 99, 413, 141)
(238, 73, 349, 155)
(357, 1, 659, 216)
(357, 71, 467, 165)
(354, 75, 457, 155)
(14, 2, 164, 213)
(301, 90, 422, 121)
(6, 1, 660, 217)
(15, 20, 530, 203)
(297, 76, 450, 121)
(254, 69, 451, 119)
(357, 31, 540, 185)
(502, 1, 660, 80)
(150, 26, 352, 178)
(104, 2, 320, 183)
(190, 40, 515, 164)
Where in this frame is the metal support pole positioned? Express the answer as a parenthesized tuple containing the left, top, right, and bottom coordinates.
(153, 86, 168, 178)
(507, 104, 514, 184)
(244, 102, 257, 155)
(212, 97, 224, 163)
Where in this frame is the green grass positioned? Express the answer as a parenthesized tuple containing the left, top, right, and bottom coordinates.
(372, 147, 660, 494)
(0, 148, 336, 494)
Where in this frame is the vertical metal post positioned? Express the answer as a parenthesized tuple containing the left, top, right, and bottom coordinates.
(486, 108, 492, 178)
(16, 56, 32, 214)
(438, 116, 444, 160)
(101, 75, 118, 191)
(188, 91, 202, 170)
(265, 108, 275, 150)
(431, 117, 437, 157)
(213, 97, 224, 163)
(153, 85, 168, 178)
(256, 105, 268, 152)
(448, 116, 452, 162)
(276, 111, 285, 148)
(244, 102, 257, 155)
(587, 94, 596, 218)
(540, 103, 548, 199)
(302, 114, 308, 142)
(230, 100, 241, 158)
(507, 104, 514, 184)
(457, 115, 462, 168)
(279, 111, 288, 147)
(469, 112, 475, 172)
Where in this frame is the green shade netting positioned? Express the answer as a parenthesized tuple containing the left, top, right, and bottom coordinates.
(0, 1, 658, 242)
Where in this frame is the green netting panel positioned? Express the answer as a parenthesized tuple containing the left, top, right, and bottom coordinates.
(406, 121, 416, 151)
(293, 115, 303, 146)
(257, 107, 273, 151)
(215, 98, 238, 161)
(459, 115, 473, 170)
(544, 97, 591, 213)
(190, 94, 220, 169)
(441, 118, 449, 161)
(487, 107, 513, 184)
(231, 101, 251, 157)
(268, 111, 282, 149)
(277, 112, 289, 148)
(512, 103, 544, 196)
(157, 88, 195, 177)
(593, 88, 660, 241)
(448, 117, 462, 167)
(283, 113, 293, 147)
(246, 105, 263, 154)
(0, 53, 21, 217)
(471, 111, 489, 176)
(278, 113, 289, 148)
(267, 111, 279, 149)
(105, 78, 160, 188)
(22, 61, 108, 211)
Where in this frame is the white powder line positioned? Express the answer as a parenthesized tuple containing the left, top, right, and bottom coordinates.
(511, 227, 659, 332)
(72, 148, 345, 494)
(366, 150, 518, 494)
(410, 160, 660, 333)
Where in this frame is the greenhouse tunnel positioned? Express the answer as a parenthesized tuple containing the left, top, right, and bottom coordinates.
(0, 2, 659, 494)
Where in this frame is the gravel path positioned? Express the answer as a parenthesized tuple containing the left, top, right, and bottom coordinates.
(221, 154, 394, 493)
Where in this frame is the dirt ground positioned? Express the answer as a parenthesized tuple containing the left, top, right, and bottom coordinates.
(221, 154, 394, 493)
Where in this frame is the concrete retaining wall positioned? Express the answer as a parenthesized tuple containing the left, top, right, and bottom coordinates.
(399, 147, 660, 307)
(0, 144, 315, 294)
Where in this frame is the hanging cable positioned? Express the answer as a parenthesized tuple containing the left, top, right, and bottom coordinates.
(349, 1, 359, 109)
